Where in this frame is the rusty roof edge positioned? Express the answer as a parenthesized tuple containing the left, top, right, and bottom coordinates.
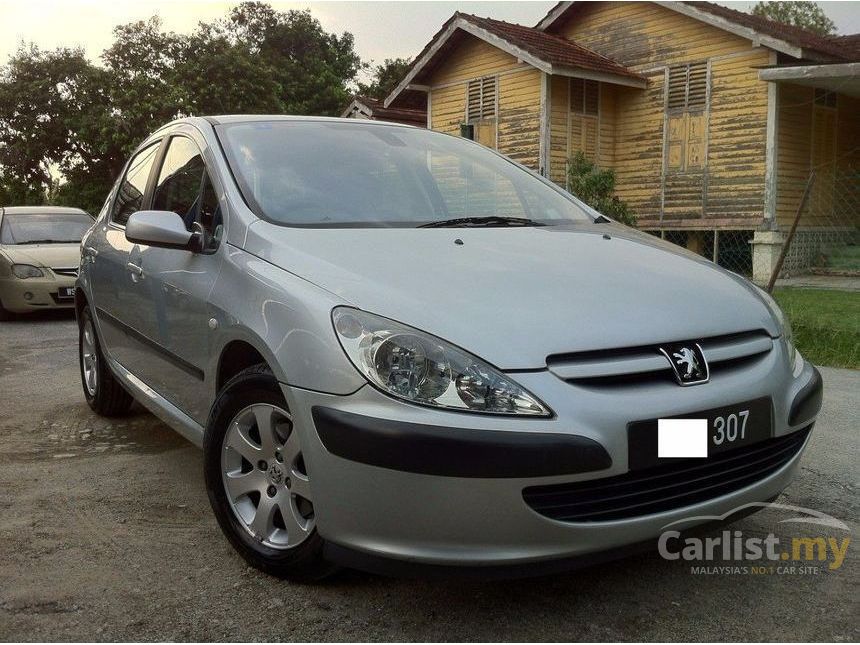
(384, 11, 641, 107)
(536, 0, 846, 62)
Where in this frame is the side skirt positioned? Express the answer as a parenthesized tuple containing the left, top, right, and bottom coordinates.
(106, 356, 205, 447)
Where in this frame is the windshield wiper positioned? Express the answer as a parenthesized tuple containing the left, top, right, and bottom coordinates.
(419, 216, 546, 228)
(592, 214, 612, 223)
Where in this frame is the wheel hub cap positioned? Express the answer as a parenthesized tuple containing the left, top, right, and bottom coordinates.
(220, 403, 314, 550)
(267, 463, 284, 485)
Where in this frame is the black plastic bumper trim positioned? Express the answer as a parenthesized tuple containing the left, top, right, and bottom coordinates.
(789, 365, 823, 427)
(311, 406, 611, 478)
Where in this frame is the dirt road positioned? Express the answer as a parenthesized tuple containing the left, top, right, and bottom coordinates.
(1, 312, 857, 641)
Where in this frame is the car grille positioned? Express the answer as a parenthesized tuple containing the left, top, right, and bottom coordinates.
(52, 267, 79, 278)
(546, 330, 773, 387)
(522, 426, 811, 523)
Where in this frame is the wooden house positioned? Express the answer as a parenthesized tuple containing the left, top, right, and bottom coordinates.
(384, 1, 859, 281)
(341, 95, 426, 127)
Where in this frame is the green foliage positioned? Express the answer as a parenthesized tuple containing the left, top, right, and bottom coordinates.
(0, 2, 364, 213)
(357, 58, 413, 100)
(566, 151, 636, 226)
(752, 1, 836, 35)
(773, 288, 860, 368)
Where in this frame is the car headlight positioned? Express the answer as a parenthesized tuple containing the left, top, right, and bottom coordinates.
(754, 286, 797, 370)
(332, 307, 551, 416)
(11, 264, 45, 279)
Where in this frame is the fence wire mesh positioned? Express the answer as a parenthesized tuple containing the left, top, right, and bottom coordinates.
(639, 159, 859, 281)
(642, 228, 755, 277)
(778, 163, 860, 279)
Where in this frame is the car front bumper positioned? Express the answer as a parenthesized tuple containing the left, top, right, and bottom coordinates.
(0, 274, 76, 312)
(283, 345, 822, 574)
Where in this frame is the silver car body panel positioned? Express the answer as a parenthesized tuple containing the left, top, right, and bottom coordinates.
(77, 116, 821, 569)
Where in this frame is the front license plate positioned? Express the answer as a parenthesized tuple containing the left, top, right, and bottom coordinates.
(628, 397, 772, 470)
(58, 287, 75, 299)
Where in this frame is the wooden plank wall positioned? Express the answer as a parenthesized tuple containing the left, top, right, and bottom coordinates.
(706, 50, 770, 221)
(552, 1, 770, 229)
(776, 85, 860, 228)
(549, 75, 569, 185)
(427, 36, 541, 169)
(497, 69, 541, 169)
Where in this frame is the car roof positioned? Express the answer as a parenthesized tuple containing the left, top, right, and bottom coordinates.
(174, 114, 419, 129)
(1, 206, 90, 215)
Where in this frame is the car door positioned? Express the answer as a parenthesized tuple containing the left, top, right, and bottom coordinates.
(132, 131, 226, 423)
(88, 139, 164, 372)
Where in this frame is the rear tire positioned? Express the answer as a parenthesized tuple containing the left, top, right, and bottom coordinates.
(204, 364, 337, 582)
(79, 305, 133, 416)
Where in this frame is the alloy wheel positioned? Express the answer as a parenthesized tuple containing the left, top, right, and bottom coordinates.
(220, 403, 315, 549)
(81, 319, 98, 397)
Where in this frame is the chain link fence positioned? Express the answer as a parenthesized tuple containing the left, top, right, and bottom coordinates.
(639, 160, 859, 282)
(643, 228, 756, 277)
(777, 164, 860, 279)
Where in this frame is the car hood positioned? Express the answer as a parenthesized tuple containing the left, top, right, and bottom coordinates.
(244, 222, 778, 369)
(0, 244, 80, 269)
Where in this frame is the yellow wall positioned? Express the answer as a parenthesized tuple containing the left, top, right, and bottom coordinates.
(551, 1, 754, 69)
(497, 69, 542, 169)
(428, 34, 541, 169)
(549, 75, 569, 185)
(552, 1, 770, 228)
(705, 50, 770, 222)
(776, 85, 859, 228)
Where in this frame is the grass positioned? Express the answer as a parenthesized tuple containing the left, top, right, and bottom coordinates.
(772, 287, 860, 369)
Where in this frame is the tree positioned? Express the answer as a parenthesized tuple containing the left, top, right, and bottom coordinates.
(212, 3, 364, 116)
(0, 2, 364, 213)
(0, 45, 104, 206)
(752, 1, 836, 35)
(357, 57, 412, 100)
(566, 152, 636, 226)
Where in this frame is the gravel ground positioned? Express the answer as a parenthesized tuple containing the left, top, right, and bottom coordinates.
(0, 311, 857, 642)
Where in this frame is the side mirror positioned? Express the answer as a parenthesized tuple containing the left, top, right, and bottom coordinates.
(125, 211, 201, 252)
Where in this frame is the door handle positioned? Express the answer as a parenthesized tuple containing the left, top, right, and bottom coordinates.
(126, 262, 144, 281)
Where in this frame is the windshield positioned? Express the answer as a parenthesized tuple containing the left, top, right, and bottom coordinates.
(217, 121, 593, 227)
(0, 212, 93, 244)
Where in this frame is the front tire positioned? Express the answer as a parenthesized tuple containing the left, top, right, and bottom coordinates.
(0, 298, 14, 321)
(78, 305, 133, 416)
(204, 364, 336, 581)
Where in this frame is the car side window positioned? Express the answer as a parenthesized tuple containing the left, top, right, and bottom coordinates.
(152, 136, 222, 250)
(111, 142, 161, 227)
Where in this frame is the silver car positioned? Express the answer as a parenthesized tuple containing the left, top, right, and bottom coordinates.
(76, 116, 822, 580)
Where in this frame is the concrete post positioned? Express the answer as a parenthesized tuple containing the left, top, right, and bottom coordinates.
(751, 230, 785, 285)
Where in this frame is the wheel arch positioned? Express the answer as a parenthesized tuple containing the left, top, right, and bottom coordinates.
(74, 287, 88, 321)
(216, 337, 281, 393)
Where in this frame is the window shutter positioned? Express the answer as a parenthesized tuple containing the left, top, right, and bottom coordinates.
(583, 80, 599, 115)
(687, 63, 707, 109)
(570, 78, 598, 115)
(667, 66, 687, 110)
(467, 77, 497, 122)
(667, 115, 686, 170)
(467, 80, 482, 122)
(814, 88, 836, 108)
(481, 76, 496, 119)
(667, 62, 706, 111)
(686, 114, 705, 168)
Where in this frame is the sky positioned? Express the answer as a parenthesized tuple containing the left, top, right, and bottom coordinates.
(0, 0, 858, 71)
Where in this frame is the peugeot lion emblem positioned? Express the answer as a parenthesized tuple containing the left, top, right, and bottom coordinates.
(659, 342, 709, 386)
